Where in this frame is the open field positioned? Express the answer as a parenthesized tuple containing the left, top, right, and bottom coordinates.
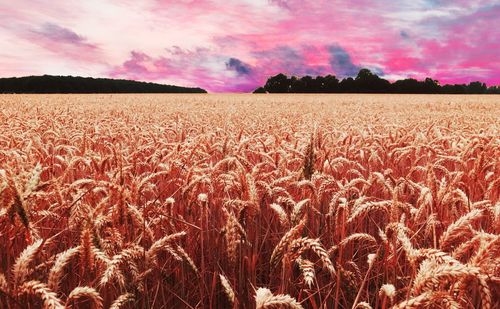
(0, 94, 499, 308)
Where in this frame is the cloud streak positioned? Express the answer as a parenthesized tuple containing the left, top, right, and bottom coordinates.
(34, 23, 92, 46)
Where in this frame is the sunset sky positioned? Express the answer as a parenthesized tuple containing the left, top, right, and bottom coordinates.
(0, 0, 498, 92)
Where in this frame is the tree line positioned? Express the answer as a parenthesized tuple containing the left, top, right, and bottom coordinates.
(253, 69, 500, 94)
(0, 75, 207, 93)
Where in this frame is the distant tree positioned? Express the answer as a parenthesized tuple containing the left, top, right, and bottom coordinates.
(355, 68, 374, 81)
(486, 86, 500, 94)
(290, 76, 308, 93)
(339, 77, 356, 93)
(423, 78, 440, 93)
(264, 73, 290, 93)
(354, 69, 390, 93)
(441, 84, 466, 94)
(288, 76, 299, 92)
(323, 75, 339, 92)
(392, 78, 421, 93)
(254, 68, 497, 95)
(300, 76, 314, 93)
(253, 87, 266, 93)
(312, 76, 325, 93)
(466, 81, 487, 94)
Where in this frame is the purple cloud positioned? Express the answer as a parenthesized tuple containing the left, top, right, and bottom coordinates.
(37, 23, 87, 44)
(327, 45, 361, 78)
(20, 23, 102, 63)
(226, 58, 252, 75)
(30, 23, 98, 50)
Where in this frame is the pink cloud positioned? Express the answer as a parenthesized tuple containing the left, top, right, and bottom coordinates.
(108, 48, 243, 92)
(0, 0, 498, 91)
(408, 4, 500, 85)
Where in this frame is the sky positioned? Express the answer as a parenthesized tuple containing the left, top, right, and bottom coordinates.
(0, 0, 499, 92)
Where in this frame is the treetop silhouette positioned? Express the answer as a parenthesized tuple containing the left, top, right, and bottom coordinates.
(254, 69, 498, 94)
(0, 75, 207, 94)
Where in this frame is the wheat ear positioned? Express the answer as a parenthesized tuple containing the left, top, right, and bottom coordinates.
(65, 286, 103, 309)
(255, 287, 303, 309)
(19, 280, 64, 309)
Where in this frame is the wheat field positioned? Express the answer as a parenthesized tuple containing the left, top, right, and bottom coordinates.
(0, 94, 498, 308)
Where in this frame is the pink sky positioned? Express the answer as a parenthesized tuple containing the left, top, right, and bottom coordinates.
(0, 0, 498, 92)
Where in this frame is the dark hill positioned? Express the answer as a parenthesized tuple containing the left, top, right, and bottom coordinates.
(0, 75, 207, 93)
